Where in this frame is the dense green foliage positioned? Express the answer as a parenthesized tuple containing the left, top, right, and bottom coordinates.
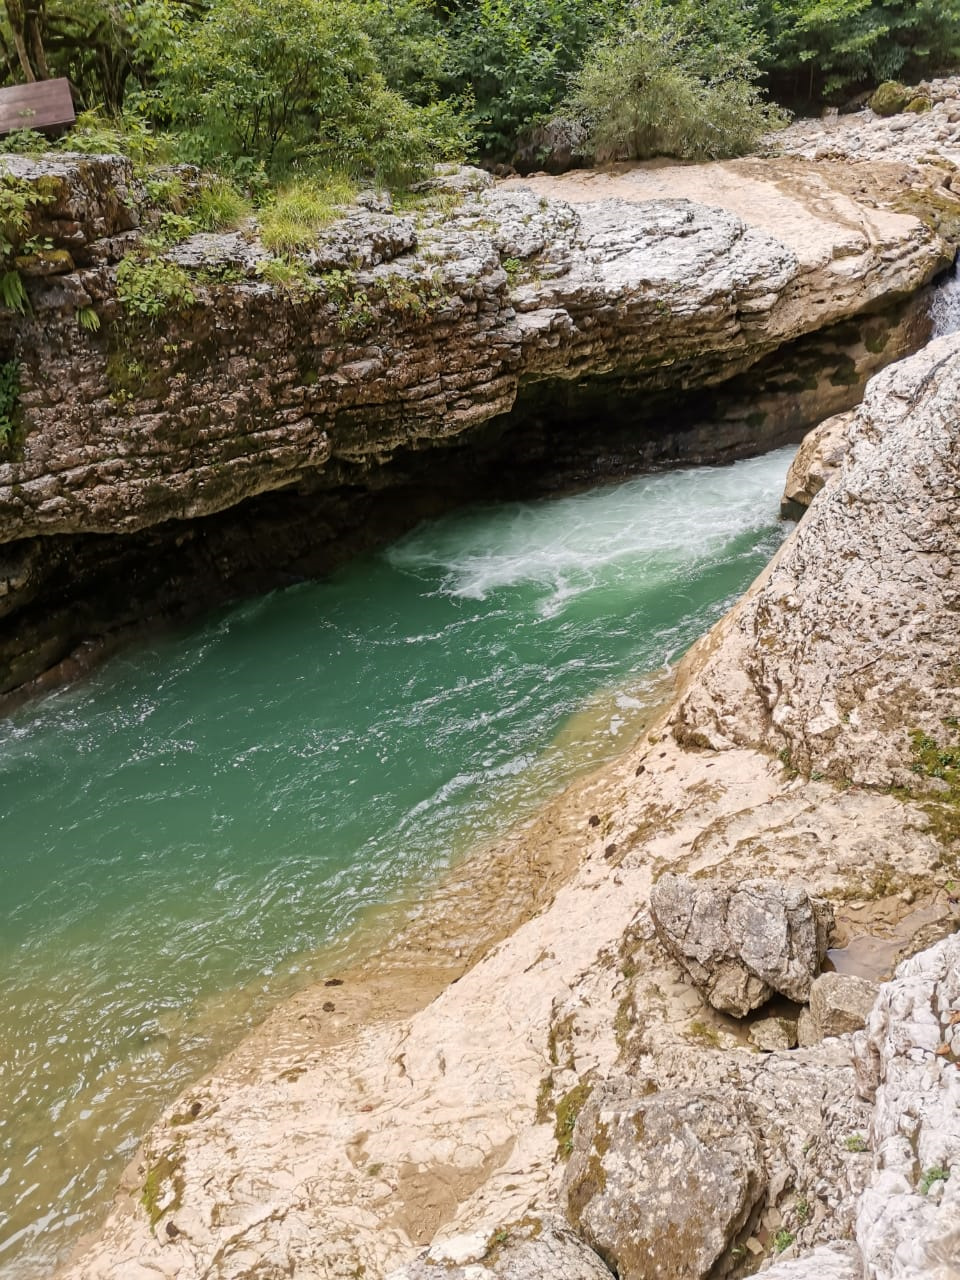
(568, 0, 787, 161)
(756, 0, 960, 103)
(0, 0, 957, 177)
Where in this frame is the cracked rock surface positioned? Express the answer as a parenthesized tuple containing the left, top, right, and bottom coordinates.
(649, 874, 832, 1015)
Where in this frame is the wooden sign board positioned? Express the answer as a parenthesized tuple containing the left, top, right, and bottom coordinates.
(0, 78, 75, 137)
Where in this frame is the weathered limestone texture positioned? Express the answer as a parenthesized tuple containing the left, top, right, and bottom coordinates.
(562, 1083, 765, 1279)
(854, 934, 960, 1280)
(649, 874, 832, 1014)
(798, 972, 879, 1045)
(780, 409, 854, 518)
(672, 332, 960, 786)
(387, 1217, 614, 1280)
(0, 163, 948, 547)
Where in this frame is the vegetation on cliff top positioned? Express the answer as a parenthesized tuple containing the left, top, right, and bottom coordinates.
(0, 0, 958, 178)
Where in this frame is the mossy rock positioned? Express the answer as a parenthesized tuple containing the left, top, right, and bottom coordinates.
(869, 82, 913, 117)
(906, 96, 933, 115)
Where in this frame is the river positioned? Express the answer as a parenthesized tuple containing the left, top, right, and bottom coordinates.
(0, 447, 796, 1275)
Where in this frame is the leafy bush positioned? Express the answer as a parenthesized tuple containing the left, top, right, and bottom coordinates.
(568, 2, 786, 162)
(155, 0, 465, 180)
(442, 0, 627, 158)
(115, 255, 197, 318)
(755, 0, 960, 103)
(0, 358, 19, 449)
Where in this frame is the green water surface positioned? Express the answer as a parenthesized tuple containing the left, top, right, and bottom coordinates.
(0, 446, 793, 1275)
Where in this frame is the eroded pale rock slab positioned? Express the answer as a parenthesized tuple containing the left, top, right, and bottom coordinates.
(780, 410, 854, 518)
(649, 874, 832, 1015)
(562, 1083, 765, 1279)
(673, 332, 960, 787)
(759, 1242, 863, 1278)
(854, 934, 960, 1279)
(387, 1217, 613, 1279)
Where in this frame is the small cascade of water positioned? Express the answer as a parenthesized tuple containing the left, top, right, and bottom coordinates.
(929, 262, 960, 337)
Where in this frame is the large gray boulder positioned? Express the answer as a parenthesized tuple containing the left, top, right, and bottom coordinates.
(797, 972, 879, 1045)
(387, 1217, 613, 1279)
(562, 1082, 765, 1279)
(650, 875, 833, 1016)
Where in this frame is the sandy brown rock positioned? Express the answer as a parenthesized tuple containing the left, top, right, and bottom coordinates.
(562, 1083, 765, 1279)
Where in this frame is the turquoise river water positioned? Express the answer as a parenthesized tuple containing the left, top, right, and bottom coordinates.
(0, 446, 793, 1276)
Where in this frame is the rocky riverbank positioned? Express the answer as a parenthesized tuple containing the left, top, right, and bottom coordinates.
(59, 324, 960, 1279)
(3, 85, 960, 701)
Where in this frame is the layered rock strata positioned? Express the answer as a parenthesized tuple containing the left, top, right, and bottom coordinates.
(2, 92, 959, 696)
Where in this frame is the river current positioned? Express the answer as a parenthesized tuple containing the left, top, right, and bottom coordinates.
(0, 447, 794, 1274)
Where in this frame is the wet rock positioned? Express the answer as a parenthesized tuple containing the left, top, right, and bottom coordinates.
(797, 973, 878, 1046)
(650, 874, 833, 1016)
(387, 1217, 613, 1279)
(562, 1081, 765, 1280)
(749, 1015, 799, 1052)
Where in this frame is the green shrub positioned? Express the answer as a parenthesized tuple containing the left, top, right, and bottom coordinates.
(155, 0, 464, 180)
(568, 5, 786, 163)
(0, 358, 19, 449)
(115, 255, 197, 318)
(756, 0, 960, 104)
(443, 0, 626, 158)
(61, 109, 160, 166)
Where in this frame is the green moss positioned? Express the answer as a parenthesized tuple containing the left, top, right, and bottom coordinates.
(687, 1019, 721, 1047)
(863, 325, 889, 355)
(919, 1165, 950, 1194)
(869, 81, 912, 116)
(535, 1073, 553, 1124)
(828, 355, 859, 388)
(140, 1150, 185, 1226)
(907, 724, 960, 848)
(547, 1012, 575, 1068)
(554, 1081, 592, 1158)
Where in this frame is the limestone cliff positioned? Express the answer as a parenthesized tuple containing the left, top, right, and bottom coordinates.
(1, 108, 959, 698)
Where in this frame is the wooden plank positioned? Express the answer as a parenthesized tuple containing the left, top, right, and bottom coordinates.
(0, 78, 75, 137)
